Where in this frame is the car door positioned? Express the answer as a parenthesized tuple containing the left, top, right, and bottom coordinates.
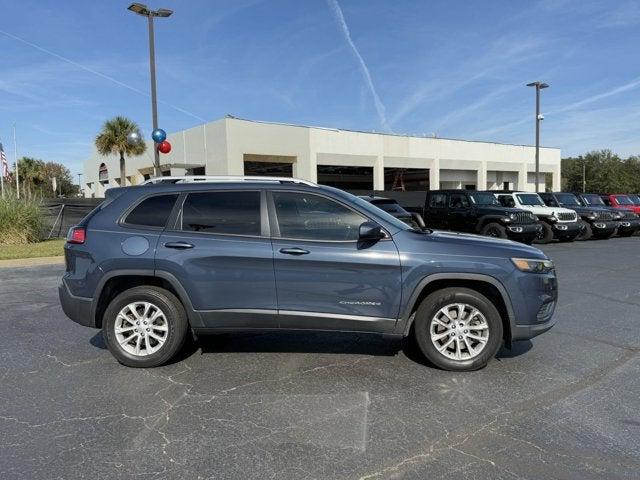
(268, 190, 402, 333)
(426, 192, 449, 228)
(448, 193, 471, 231)
(155, 188, 278, 328)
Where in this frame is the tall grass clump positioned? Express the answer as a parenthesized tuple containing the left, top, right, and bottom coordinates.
(0, 193, 45, 245)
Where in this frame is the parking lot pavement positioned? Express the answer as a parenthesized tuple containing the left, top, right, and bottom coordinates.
(1, 239, 639, 480)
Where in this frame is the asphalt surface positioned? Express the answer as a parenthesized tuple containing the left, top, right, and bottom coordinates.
(1, 238, 639, 479)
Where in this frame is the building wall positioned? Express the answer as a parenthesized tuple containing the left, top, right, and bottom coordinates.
(83, 117, 561, 197)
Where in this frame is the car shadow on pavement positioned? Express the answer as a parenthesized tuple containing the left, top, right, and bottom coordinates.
(196, 331, 401, 357)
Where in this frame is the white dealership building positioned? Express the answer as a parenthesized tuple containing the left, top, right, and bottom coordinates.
(83, 116, 561, 197)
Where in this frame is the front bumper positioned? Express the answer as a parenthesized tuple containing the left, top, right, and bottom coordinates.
(510, 270, 558, 341)
(59, 280, 96, 328)
(505, 223, 542, 238)
(590, 220, 618, 237)
(551, 221, 582, 238)
(617, 219, 640, 235)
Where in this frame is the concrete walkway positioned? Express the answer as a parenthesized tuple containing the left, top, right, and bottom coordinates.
(0, 255, 64, 269)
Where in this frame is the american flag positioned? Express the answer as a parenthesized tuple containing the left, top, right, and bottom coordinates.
(0, 142, 8, 178)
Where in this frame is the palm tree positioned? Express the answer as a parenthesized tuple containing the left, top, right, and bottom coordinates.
(95, 116, 146, 186)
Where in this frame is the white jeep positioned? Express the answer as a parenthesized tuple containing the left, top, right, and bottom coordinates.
(495, 191, 582, 243)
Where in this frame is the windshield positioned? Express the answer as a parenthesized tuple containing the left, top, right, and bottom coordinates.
(581, 194, 605, 206)
(556, 193, 581, 206)
(614, 195, 634, 205)
(516, 193, 545, 206)
(628, 194, 640, 205)
(469, 193, 500, 206)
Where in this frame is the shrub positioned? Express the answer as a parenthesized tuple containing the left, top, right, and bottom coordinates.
(0, 194, 45, 245)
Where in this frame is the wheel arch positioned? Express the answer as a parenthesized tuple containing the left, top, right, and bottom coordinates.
(91, 269, 201, 329)
(398, 273, 515, 345)
(475, 215, 505, 232)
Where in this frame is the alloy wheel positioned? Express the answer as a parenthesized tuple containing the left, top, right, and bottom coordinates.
(430, 303, 490, 360)
(114, 302, 169, 356)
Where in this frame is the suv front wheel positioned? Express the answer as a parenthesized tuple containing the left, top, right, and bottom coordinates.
(413, 288, 503, 371)
(103, 286, 189, 368)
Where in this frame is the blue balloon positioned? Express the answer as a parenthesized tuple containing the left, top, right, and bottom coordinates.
(151, 128, 167, 143)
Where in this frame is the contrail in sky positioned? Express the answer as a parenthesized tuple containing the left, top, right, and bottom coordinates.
(326, 0, 389, 130)
(0, 28, 206, 122)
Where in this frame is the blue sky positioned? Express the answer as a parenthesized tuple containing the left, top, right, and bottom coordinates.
(1, 0, 640, 178)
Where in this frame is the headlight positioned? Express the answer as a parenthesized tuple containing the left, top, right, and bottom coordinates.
(549, 214, 558, 222)
(509, 213, 517, 220)
(586, 211, 599, 220)
(511, 258, 555, 273)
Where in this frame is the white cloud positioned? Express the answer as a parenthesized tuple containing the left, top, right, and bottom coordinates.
(326, 0, 389, 130)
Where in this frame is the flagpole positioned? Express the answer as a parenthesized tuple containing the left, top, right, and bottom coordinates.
(13, 123, 19, 199)
(0, 137, 4, 198)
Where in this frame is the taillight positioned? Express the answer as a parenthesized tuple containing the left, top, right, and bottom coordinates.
(67, 226, 86, 244)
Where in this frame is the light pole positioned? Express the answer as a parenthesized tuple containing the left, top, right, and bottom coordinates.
(77, 173, 83, 196)
(526, 81, 549, 192)
(128, 3, 173, 178)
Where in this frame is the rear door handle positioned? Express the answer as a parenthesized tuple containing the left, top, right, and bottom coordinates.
(279, 247, 310, 256)
(164, 241, 194, 249)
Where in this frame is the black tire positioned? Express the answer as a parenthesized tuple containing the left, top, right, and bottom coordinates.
(593, 229, 615, 240)
(576, 220, 592, 241)
(481, 222, 507, 239)
(533, 222, 554, 244)
(103, 286, 189, 368)
(617, 230, 635, 237)
(413, 287, 503, 371)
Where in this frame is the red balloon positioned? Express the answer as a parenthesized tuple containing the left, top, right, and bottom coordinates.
(158, 140, 172, 154)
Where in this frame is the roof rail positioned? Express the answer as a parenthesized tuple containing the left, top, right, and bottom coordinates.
(140, 175, 317, 186)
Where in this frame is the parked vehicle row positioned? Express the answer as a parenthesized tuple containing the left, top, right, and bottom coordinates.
(370, 190, 640, 244)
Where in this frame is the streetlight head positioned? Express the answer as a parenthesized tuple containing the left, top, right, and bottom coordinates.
(526, 82, 537, 87)
(128, 3, 150, 15)
(540, 83, 550, 89)
(156, 8, 173, 17)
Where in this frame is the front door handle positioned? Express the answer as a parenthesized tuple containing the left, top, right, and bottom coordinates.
(279, 247, 310, 256)
(164, 241, 194, 249)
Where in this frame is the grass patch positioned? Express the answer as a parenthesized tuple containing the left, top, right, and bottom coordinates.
(0, 194, 45, 244)
(0, 238, 66, 260)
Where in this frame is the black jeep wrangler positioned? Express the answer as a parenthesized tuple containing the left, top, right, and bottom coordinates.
(539, 192, 618, 240)
(421, 190, 541, 243)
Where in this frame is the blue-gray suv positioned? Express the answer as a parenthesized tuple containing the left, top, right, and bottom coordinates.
(59, 177, 558, 371)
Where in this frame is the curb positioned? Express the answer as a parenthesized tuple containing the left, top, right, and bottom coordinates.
(0, 256, 65, 269)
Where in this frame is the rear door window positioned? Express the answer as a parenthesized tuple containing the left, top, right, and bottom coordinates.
(124, 194, 179, 227)
(181, 191, 261, 236)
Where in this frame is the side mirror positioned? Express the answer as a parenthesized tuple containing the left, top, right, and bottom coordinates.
(359, 221, 385, 241)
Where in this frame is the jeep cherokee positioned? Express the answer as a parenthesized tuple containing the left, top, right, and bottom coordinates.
(59, 177, 557, 372)
(494, 191, 581, 244)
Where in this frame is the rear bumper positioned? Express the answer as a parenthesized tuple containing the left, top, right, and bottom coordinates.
(58, 280, 96, 328)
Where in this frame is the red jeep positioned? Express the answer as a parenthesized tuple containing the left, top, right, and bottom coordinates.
(600, 194, 640, 214)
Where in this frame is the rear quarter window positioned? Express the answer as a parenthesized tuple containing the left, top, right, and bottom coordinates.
(124, 194, 179, 228)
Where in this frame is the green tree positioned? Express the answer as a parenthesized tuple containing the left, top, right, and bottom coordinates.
(17, 157, 46, 199)
(95, 116, 146, 186)
(562, 150, 640, 193)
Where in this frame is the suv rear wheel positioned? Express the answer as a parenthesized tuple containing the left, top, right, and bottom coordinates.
(413, 288, 503, 371)
(103, 286, 189, 368)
